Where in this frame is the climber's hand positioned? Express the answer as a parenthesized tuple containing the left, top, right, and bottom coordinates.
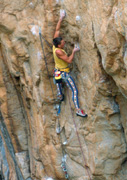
(73, 47, 80, 52)
(60, 10, 66, 20)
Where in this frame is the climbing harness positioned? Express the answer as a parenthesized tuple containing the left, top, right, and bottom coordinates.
(54, 70, 62, 83)
(39, 28, 70, 180)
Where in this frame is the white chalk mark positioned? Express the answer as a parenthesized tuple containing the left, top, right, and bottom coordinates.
(76, 15, 81, 21)
(43, 115, 45, 124)
(31, 26, 36, 35)
(63, 141, 67, 145)
(30, 25, 39, 36)
(29, 2, 34, 8)
(83, 76, 87, 79)
(37, 51, 42, 60)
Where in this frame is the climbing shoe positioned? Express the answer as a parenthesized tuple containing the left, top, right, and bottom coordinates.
(76, 109, 87, 117)
(57, 94, 64, 101)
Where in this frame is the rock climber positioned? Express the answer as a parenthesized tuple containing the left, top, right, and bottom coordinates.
(53, 11, 87, 117)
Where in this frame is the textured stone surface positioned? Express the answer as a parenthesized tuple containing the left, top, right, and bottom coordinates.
(15, 151, 30, 179)
(0, 0, 127, 180)
(0, 136, 9, 180)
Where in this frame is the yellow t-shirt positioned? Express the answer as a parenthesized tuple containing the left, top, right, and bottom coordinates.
(53, 45, 69, 71)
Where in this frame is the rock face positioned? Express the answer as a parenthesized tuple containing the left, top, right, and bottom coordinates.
(0, 0, 127, 180)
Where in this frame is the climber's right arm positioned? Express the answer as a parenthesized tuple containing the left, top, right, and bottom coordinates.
(55, 47, 80, 64)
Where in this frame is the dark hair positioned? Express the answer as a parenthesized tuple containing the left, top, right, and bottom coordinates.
(53, 37, 62, 47)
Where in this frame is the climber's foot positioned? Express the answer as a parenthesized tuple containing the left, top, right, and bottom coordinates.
(57, 94, 64, 101)
(76, 109, 87, 117)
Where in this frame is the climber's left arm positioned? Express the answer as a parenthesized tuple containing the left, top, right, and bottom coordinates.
(54, 18, 63, 38)
(54, 11, 65, 38)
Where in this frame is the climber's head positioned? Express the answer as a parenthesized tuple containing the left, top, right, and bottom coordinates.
(53, 37, 65, 48)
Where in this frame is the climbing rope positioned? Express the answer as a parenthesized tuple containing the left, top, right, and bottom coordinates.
(40, 33, 52, 49)
(67, 91, 92, 180)
(39, 29, 70, 180)
(39, 28, 55, 101)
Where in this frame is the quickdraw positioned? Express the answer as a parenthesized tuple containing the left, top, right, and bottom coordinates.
(54, 70, 62, 83)
(61, 162, 69, 179)
(61, 155, 70, 180)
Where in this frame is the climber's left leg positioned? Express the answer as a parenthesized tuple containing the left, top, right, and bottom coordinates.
(63, 72, 87, 117)
(56, 83, 64, 101)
